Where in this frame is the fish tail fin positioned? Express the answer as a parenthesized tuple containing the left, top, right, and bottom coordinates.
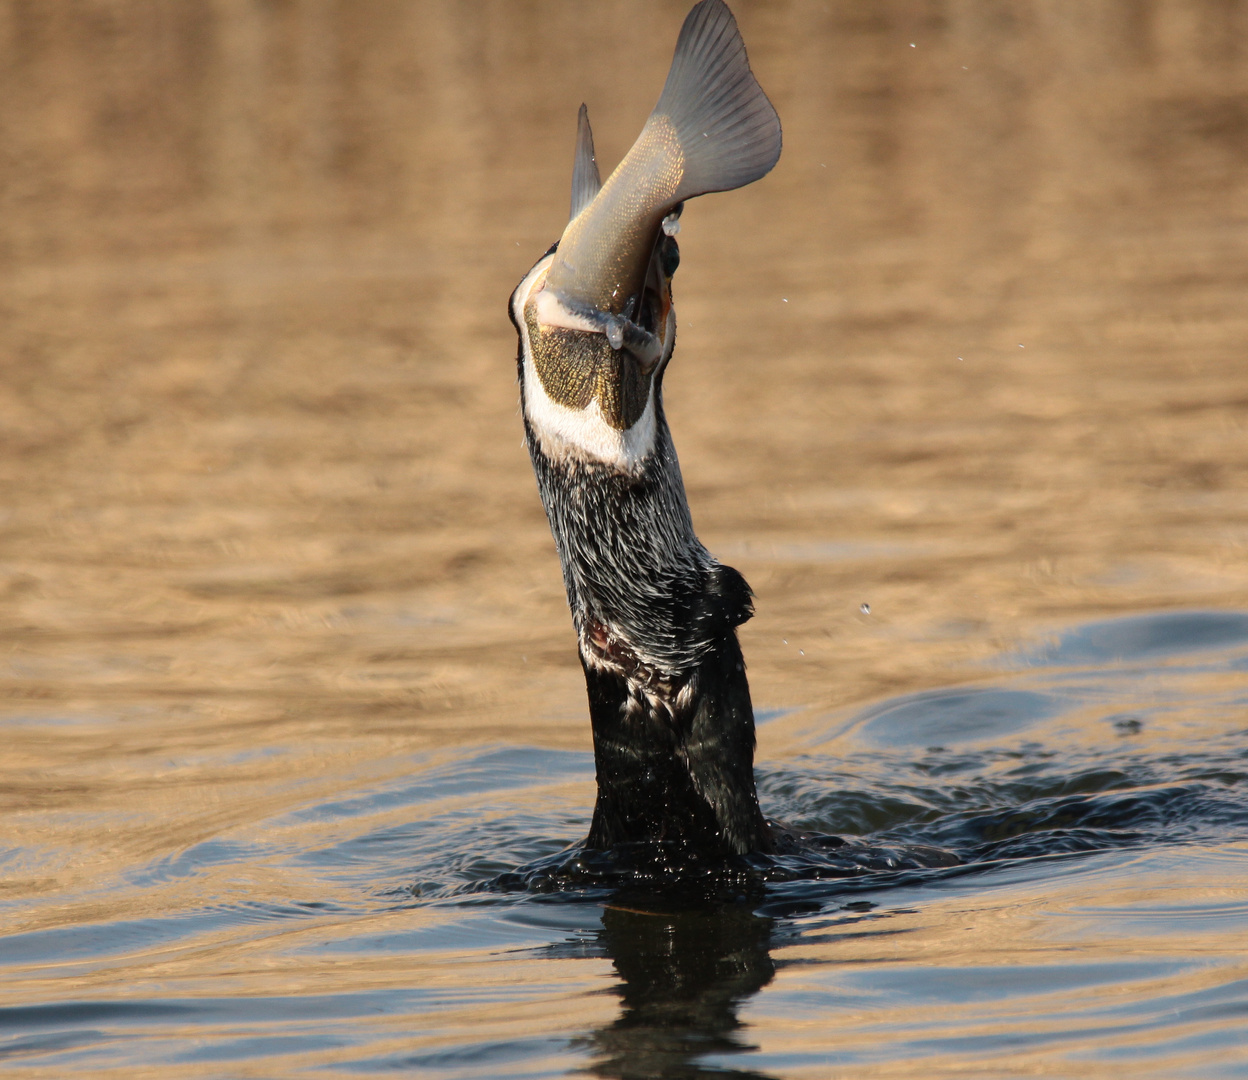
(569, 103, 602, 221)
(654, 0, 781, 201)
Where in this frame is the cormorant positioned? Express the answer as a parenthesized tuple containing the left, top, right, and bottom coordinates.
(510, 1, 955, 873)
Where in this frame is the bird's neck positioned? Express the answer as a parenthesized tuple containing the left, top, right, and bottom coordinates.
(525, 408, 771, 856)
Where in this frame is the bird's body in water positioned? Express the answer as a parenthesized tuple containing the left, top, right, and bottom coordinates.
(511, 0, 954, 873)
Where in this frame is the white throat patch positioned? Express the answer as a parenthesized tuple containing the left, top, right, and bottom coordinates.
(513, 255, 660, 473)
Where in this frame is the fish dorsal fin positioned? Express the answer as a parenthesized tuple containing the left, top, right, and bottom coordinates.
(569, 103, 602, 222)
(657, 0, 781, 202)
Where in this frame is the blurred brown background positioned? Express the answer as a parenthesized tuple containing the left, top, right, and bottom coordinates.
(2, 0, 1247, 783)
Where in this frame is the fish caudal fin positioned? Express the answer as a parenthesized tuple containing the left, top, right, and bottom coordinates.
(569, 104, 602, 222)
(656, 0, 781, 202)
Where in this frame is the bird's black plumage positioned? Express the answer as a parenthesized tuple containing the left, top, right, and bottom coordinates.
(520, 379, 770, 855)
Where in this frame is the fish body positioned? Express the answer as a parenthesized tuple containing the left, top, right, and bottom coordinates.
(545, 114, 685, 321)
(546, 0, 781, 320)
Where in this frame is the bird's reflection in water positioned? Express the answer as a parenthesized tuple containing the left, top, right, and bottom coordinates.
(581, 902, 780, 1080)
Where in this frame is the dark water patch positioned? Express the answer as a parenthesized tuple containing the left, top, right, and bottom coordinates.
(131, 838, 276, 887)
(355, 1035, 578, 1073)
(173, 1032, 347, 1063)
(0, 898, 358, 969)
(1023, 610, 1248, 667)
(762, 746, 1248, 856)
(934, 782, 1248, 860)
(472, 835, 959, 907)
(854, 687, 1062, 746)
(0, 912, 245, 968)
(0, 990, 531, 1073)
(0, 1028, 114, 1063)
(304, 903, 599, 957)
(754, 750, 1248, 892)
(0, 986, 537, 1029)
(848, 958, 1194, 1003)
(0, 1000, 197, 1031)
(281, 747, 593, 827)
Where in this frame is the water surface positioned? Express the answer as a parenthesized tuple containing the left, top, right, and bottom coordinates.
(3, 1, 1248, 1076)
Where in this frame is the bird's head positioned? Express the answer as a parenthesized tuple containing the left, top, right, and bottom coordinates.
(510, 206, 681, 474)
(512, 0, 780, 474)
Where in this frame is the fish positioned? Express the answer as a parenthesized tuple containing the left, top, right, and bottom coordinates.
(519, 0, 781, 437)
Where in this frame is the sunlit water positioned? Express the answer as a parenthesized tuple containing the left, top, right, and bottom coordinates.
(4, 1, 1248, 1076)
(5, 611, 1248, 1077)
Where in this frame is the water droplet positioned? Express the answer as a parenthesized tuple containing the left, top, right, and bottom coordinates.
(782, 298, 788, 303)
(860, 603, 871, 614)
(605, 319, 623, 351)
(661, 215, 681, 237)
(782, 639, 788, 645)
(799, 649, 805, 656)
(910, 43, 916, 47)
